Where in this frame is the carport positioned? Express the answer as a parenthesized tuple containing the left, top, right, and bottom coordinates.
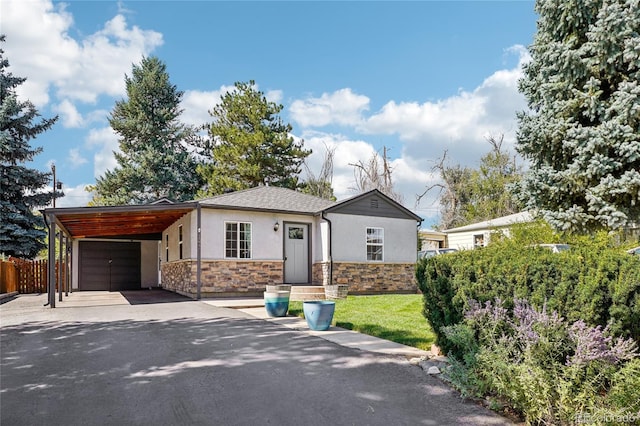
(42, 202, 201, 307)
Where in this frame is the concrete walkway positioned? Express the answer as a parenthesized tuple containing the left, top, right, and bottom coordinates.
(203, 298, 431, 358)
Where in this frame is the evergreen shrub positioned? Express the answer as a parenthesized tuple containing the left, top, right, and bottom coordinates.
(415, 228, 640, 358)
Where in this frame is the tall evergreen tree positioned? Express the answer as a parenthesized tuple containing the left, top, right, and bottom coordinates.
(516, 0, 640, 232)
(92, 56, 203, 205)
(199, 80, 310, 196)
(0, 35, 58, 259)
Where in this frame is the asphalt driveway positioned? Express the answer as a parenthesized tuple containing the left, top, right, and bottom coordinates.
(0, 292, 511, 425)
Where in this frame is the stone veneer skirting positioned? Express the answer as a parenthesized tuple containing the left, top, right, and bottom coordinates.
(313, 261, 417, 294)
(162, 259, 416, 297)
(161, 259, 283, 297)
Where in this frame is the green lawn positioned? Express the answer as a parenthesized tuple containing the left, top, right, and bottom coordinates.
(288, 294, 436, 350)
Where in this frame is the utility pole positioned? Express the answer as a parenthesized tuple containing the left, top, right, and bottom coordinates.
(52, 163, 57, 208)
(51, 163, 62, 208)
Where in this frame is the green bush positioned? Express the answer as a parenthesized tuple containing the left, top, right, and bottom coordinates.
(441, 298, 639, 424)
(416, 227, 640, 357)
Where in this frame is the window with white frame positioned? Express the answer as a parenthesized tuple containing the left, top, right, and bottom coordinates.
(225, 222, 252, 258)
(366, 227, 384, 261)
(473, 234, 485, 248)
(178, 225, 183, 260)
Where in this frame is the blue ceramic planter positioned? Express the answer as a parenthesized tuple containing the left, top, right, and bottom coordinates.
(303, 300, 336, 331)
(264, 291, 290, 317)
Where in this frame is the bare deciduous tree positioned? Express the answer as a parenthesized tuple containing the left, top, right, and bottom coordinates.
(350, 146, 403, 203)
(300, 142, 336, 200)
(417, 135, 523, 230)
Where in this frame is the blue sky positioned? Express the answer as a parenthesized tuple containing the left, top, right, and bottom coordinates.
(2, 0, 537, 226)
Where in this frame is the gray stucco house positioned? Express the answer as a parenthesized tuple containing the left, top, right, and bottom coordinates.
(44, 186, 422, 299)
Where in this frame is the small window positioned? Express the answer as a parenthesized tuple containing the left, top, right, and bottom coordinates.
(366, 227, 384, 261)
(178, 225, 183, 260)
(473, 234, 485, 248)
(225, 222, 252, 259)
(165, 234, 169, 262)
(288, 227, 304, 239)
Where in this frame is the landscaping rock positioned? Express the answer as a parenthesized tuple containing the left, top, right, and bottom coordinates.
(427, 366, 441, 375)
(409, 356, 428, 366)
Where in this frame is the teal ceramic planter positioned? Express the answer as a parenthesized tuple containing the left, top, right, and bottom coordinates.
(264, 290, 290, 317)
(303, 300, 335, 331)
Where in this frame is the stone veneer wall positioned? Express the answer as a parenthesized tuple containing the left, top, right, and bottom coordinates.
(161, 260, 193, 295)
(161, 259, 284, 297)
(312, 262, 330, 286)
(327, 262, 417, 294)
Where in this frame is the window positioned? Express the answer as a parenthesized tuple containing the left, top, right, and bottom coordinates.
(225, 222, 252, 258)
(165, 234, 169, 262)
(288, 227, 304, 239)
(473, 234, 485, 248)
(178, 225, 183, 260)
(366, 227, 384, 261)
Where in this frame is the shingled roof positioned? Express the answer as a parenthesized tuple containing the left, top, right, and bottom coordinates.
(199, 186, 336, 214)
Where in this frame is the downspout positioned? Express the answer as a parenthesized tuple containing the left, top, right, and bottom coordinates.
(321, 211, 332, 286)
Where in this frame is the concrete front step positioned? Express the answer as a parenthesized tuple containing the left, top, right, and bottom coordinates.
(289, 286, 326, 301)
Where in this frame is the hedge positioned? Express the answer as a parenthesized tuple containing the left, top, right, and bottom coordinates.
(416, 243, 640, 357)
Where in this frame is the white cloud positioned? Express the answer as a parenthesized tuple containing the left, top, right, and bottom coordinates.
(2, 0, 163, 106)
(362, 46, 529, 167)
(182, 86, 234, 128)
(265, 90, 283, 104)
(67, 148, 88, 168)
(86, 127, 120, 179)
(290, 88, 370, 127)
(54, 183, 94, 208)
(54, 99, 84, 128)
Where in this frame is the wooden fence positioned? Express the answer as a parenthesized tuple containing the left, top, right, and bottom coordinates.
(0, 258, 62, 294)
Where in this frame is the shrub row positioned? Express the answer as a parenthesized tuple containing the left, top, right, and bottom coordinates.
(416, 240, 640, 357)
(442, 298, 639, 424)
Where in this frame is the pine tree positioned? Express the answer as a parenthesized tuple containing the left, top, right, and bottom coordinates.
(516, 0, 640, 232)
(0, 35, 58, 259)
(92, 56, 203, 205)
(199, 80, 310, 196)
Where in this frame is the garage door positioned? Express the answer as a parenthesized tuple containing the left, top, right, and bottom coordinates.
(78, 241, 141, 291)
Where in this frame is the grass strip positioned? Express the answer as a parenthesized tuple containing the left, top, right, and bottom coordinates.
(288, 294, 435, 350)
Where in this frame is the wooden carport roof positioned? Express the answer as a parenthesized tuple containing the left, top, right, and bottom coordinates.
(43, 202, 199, 239)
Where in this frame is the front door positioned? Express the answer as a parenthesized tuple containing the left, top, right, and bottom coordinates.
(284, 223, 309, 283)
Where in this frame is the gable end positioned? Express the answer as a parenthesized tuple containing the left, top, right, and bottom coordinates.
(325, 191, 420, 221)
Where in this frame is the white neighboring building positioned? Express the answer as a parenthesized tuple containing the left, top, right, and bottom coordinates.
(444, 211, 533, 250)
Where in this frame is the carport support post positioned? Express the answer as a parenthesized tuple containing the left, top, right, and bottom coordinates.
(58, 230, 63, 302)
(48, 215, 56, 308)
(196, 203, 202, 300)
(65, 235, 70, 296)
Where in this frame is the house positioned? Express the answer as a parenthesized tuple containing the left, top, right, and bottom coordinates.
(419, 229, 448, 250)
(444, 211, 533, 250)
(43, 187, 422, 303)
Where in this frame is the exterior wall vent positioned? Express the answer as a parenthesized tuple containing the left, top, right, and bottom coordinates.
(370, 198, 379, 209)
